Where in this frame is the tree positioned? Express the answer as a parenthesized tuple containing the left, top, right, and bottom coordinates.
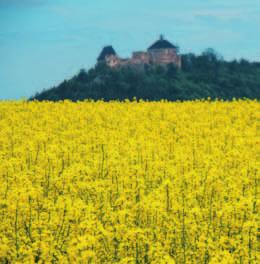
(31, 52, 260, 102)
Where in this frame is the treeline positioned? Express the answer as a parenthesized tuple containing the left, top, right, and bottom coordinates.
(32, 49, 260, 101)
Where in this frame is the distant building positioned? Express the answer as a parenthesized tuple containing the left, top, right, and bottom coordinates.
(97, 35, 181, 69)
(148, 35, 181, 67)
(97, 46, 119, 68)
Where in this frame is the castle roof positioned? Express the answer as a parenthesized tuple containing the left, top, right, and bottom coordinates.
(98, 46, 117, 61)
(148, 35, 177, 50)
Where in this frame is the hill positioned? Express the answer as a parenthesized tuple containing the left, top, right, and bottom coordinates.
(32, 49, 260, 101)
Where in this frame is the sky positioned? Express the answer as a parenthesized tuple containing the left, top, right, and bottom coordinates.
(0, 0, 259, 99)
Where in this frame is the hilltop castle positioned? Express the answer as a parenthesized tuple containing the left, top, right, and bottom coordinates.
(97, 35, 181, 69)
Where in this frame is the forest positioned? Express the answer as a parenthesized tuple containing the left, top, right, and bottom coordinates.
(32, 49, 260, 101)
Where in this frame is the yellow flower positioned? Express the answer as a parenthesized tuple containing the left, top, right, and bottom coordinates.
(0, 100, 258, 263)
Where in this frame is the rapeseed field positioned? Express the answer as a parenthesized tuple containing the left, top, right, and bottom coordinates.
(0, 100, 258, 263)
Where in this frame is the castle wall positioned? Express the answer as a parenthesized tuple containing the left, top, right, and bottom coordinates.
(105, 55, 121, 68)
(131, 52, 150, 64)
(148, 48, 181, 67)
(119, 59, 131, 66)
(102, 48, 182, 69)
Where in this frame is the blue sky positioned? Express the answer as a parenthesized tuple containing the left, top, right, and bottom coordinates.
(0, 0, 259, 99)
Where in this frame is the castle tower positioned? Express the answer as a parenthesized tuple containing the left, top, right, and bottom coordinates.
(147, 35, 181, 68)
(97, 46, 120, 67)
